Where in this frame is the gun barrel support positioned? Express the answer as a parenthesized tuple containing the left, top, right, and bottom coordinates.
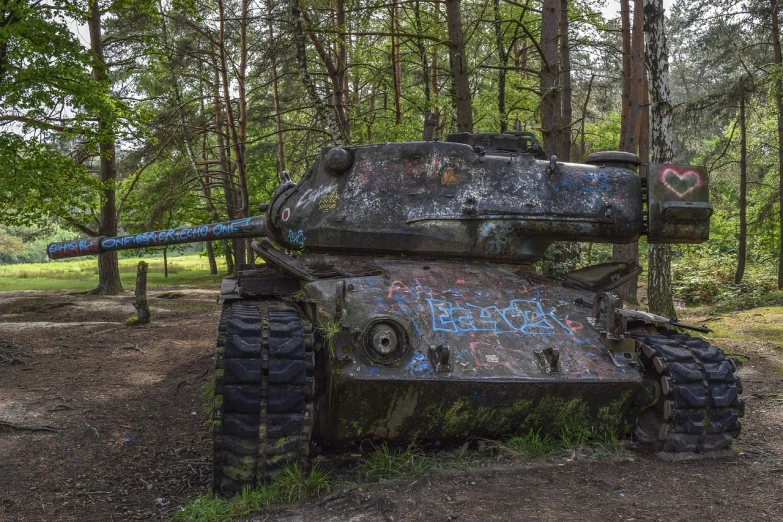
(47, 216, 267, 260)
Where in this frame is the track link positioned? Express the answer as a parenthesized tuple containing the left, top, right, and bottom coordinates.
(212, 300, 313, 495)
(632, 329, 744, 452)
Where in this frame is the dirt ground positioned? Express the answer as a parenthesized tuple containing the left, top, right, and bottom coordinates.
(1, 288, 782, 522)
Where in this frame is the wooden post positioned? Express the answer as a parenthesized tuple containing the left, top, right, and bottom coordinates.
(133, 261, 151, 325)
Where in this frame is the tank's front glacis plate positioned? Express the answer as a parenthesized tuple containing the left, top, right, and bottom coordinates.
(305, 260, 642, 442)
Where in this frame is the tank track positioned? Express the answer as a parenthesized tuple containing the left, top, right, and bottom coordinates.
(212, 299, 314, 495)
(632, 329, 744, 452)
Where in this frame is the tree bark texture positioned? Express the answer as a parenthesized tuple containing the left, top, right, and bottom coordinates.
(736, 85, 747, 284)
(612, 0, 647, 303)
(493, 0, 507, 132)
(445, 0, 473, 132)
(540, 0, 562, 158)
(619, 0, 632, 151)
(414, 0, 431, 111)
(772, 0, 783, 289)
(133, 261, 150, 325)
(630, 0, 646, 153)
(644, 0, 676, 318)
(265, 0, 286, 173)
(206, 241, 218, 275)
(559, 0, 572, 160)
(391, 0, 402, 124)
(88, 0, 122, 295)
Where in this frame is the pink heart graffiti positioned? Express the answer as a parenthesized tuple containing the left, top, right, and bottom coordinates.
(661, 168, 701, 198)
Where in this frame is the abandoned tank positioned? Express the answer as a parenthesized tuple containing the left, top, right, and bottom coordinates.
(48, 131, 743, 495)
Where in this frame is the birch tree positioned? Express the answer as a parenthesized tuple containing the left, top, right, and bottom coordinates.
(644, 0, 676, 318)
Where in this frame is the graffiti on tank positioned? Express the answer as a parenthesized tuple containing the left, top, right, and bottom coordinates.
(427, 298, 575, 335)
(288, 229, 306, 247)
(661, 167, 702, 198)
(98, 218, 254, 250)
(48, 238, 99, 256)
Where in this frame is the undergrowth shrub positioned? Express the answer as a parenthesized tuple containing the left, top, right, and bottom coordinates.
(672, 253, 777, 310)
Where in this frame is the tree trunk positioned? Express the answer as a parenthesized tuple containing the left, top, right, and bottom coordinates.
(88, 0, 122, 295)
(540, 0, 562, 157)
(391, 0, 402, 124)
(772, 0, 783, 289)
(631, 0, 646, 152)
(445, 0, 473, 132)
(644, 0, 676, 318)
(431, 0, 441, 135)
(579, 74, 595, 161)
(735, 83, 748, 284)
(493, 0, 507, 132)
(336, 0, 351, 135)
(559, 0, 572, 160)
(133, 261, 150, 325)
(265, 0, 285, 172)
(612, 0, 646, 303)
(414, 0, 431, 111)
(206, 241, 218, 275)
(619, 0, 632, 150)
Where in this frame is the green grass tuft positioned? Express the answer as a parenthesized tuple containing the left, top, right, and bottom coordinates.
(505, 430, 556, 460)
(557, 425, 592, 449)
(357, 442, 434, 483)
(171, 463, 332, 522)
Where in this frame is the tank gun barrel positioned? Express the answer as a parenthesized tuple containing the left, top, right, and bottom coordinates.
(47, 216, 267, 260)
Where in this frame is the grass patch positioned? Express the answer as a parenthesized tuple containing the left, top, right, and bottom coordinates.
(357, 442, 434, 483)
(171, 463, 332, 522)
(704, 305, 783, 346)
(505, 430, 556, 459)
(502, 427, 621, 461)
(0, 254, 224, 291)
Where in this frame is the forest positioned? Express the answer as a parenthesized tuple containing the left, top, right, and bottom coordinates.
(1, 0, 782, 312)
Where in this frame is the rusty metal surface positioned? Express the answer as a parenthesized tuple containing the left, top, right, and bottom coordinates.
(647, 163, 712, 244)
(269, 141, 643, 263)
(46, 216, 267, 259)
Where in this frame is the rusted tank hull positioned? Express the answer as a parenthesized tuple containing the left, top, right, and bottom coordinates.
(303, 258, 642, 442)
(318, 376, 639, 442)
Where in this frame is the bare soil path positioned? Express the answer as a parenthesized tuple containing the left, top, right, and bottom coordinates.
(0, 289, 782, 522)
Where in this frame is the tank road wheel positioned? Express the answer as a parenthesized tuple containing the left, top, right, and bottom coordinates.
(212, 300, 314, 495)
(632, 329, 744, 452)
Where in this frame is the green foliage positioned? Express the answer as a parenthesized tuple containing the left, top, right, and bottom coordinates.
(0, 135, 100, 228)
(672, 250, 777, 310)
(171, 464, 332, 522)
(505, 430, 556, 459)
(0, 224, 80, 264)
(557, 425, 591, 449)
(357, 442, 434, 483)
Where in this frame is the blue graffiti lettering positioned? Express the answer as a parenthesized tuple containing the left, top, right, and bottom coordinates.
(288, 229, 306, 247)
(427, 298, 570, 335)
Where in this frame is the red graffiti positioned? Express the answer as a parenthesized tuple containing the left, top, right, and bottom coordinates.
(387, 280, 411, 299)
(566, 319, 584, 334)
